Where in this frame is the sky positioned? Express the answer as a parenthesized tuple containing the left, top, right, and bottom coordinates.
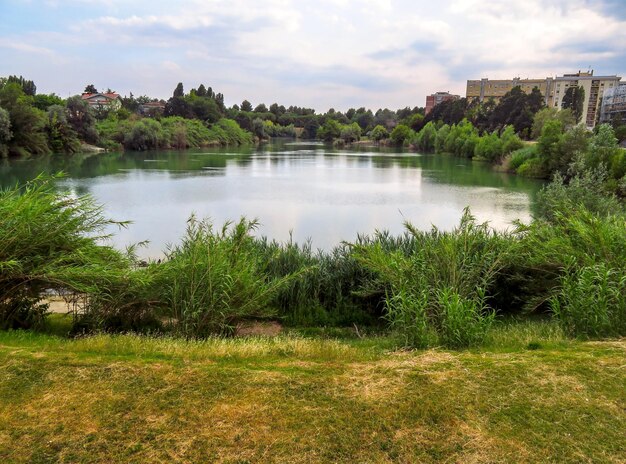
(1, 0, 625, 112)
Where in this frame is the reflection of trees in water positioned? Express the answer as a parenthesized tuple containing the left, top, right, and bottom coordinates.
(0, 145, 543, 205)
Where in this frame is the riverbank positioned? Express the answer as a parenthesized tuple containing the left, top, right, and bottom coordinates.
(1, 319, 624, 463)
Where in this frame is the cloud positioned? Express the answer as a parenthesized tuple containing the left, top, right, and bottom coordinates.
(1, 0, 625, 110)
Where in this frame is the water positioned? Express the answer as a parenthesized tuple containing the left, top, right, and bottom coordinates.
(0, 141, 542, 257)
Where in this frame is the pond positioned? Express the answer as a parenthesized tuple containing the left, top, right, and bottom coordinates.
(0, 141, 543, 258)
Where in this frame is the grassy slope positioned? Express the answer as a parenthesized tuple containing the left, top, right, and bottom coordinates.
(0, 319, 624, 463)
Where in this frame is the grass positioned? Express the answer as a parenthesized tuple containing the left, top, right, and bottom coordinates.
(1, 316, 624, 463)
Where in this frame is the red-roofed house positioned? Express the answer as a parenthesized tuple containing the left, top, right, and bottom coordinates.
(81, 92, 122, 110)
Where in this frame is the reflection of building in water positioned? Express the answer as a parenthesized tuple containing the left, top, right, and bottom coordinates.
(425, 92, 460, 114)
(600, 83, 626, 124)
(466, 70, 622, 128)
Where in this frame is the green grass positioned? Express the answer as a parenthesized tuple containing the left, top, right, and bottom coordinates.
(1, 317, 624, 463)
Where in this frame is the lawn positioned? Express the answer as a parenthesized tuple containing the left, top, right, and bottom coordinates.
(0, 318, 624, 463)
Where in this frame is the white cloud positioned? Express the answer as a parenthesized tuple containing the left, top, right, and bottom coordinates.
(2, 0, 625, 110)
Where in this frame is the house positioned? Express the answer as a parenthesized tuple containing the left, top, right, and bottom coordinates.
(138, 101, 166, 116)
(81, 92, 122, 110)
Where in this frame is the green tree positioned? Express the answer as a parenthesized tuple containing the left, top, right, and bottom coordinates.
(587, 124, 620, 169)
(5, 76, 37, 96)
(0, 106, 12, 157)
(417, 121, 437, 152)
(240, 100, 253, 112)
(537, 119, 564, 175)
(531, 107, 576, 139)
(189, 95, 221, 123)
(196, 84, 207, 97)
(340, 122, 361, 143)
(32, 93, 64, 111)
(370, 125, 389, 142)
(435, 124, 451, 153)
(390, 124, 413, 145)
(84, 84, 98, 94)
(45, 105, 81, 154)
(316, 119, 342, 141)
(0, 83, 49, 156)
(66, 95, 98, 143)
(562, 86, 585, 123)
(252, 118, 266, 139)
(254, 103, 268, 113)
(173, 83, 185, 98)
(474, 132, 503, 162)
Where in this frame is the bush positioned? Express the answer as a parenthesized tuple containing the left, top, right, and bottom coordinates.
(551, 264, 626, 337)
(516, 157, 545, 177)
(155, 217, 288, 337)
(0, 175, 131, 329)
(536, 170, 624, 221)
(509, 146, 536, 171)
(354, 209, 505, 348)
(390, 124, 414, 145)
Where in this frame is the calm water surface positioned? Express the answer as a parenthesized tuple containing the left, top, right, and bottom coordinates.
(0, 141, 543, 258)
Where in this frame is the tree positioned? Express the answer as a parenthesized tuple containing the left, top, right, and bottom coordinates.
(32, 93, 64, 111)
(488, 86, 544, 136)
(84, 84, 98, 94)
(417, 121, 437, 152)
(316, 119, 341, 141)
(0, 107, 12, 157)
(0, 83, 49, 156)
(370, 125, 388, 142)
(531, 108, 575, 139)
(562, 86, 585, 123)
(46, 105, 81, 153)
(190, 96, 220, 123)
(66, 95, 98, 143)
(390, 124, 413, 145)
(537, 119, 564, 175)
(587, 124, 620, 168)
(5, 76, 36, 96)
(173, 82, 185, 98)
(164, 96, 194, 119)
(241, 100, 253, 112)
(196, 84, 207, 97)
(302, 118, 320, 139)
(252, 118, 266, 139)
(340, 122, 361, 143)
(254, 103, 268, 113)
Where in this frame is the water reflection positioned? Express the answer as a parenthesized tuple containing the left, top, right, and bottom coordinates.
(0, 141, 543, 257)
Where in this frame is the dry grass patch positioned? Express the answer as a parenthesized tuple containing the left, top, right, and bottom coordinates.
(0, 332, 625, 463)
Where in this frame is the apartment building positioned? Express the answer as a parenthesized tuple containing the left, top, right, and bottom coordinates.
(425, 91, 460, 115)
(599, 83, 626, 124)
(466, 77, 554, 106)
(466, 71, 622, 128)
(551, 71, 621, 128)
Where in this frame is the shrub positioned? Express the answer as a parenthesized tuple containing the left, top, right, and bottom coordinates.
(551, 264, 626, 337)
(154, 217, 289, 337)
(0, 175, 131, 329)
(516, 157, 545, 177)
(509, 146, 536, 171)
(354, 209, 505, 348)
(536, 170, 624, 221)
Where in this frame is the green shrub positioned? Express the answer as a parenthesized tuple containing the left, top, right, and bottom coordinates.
(354, 209, 505, 348)
(0, 175, 131, 330)
(536, 170, 624, 221)
(509, 146, 536, 171)
(516, 157, 545, 177)
(551, 264, 626, 337)
(436, 287, 494, 348)
(155, 217, 288, 337)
